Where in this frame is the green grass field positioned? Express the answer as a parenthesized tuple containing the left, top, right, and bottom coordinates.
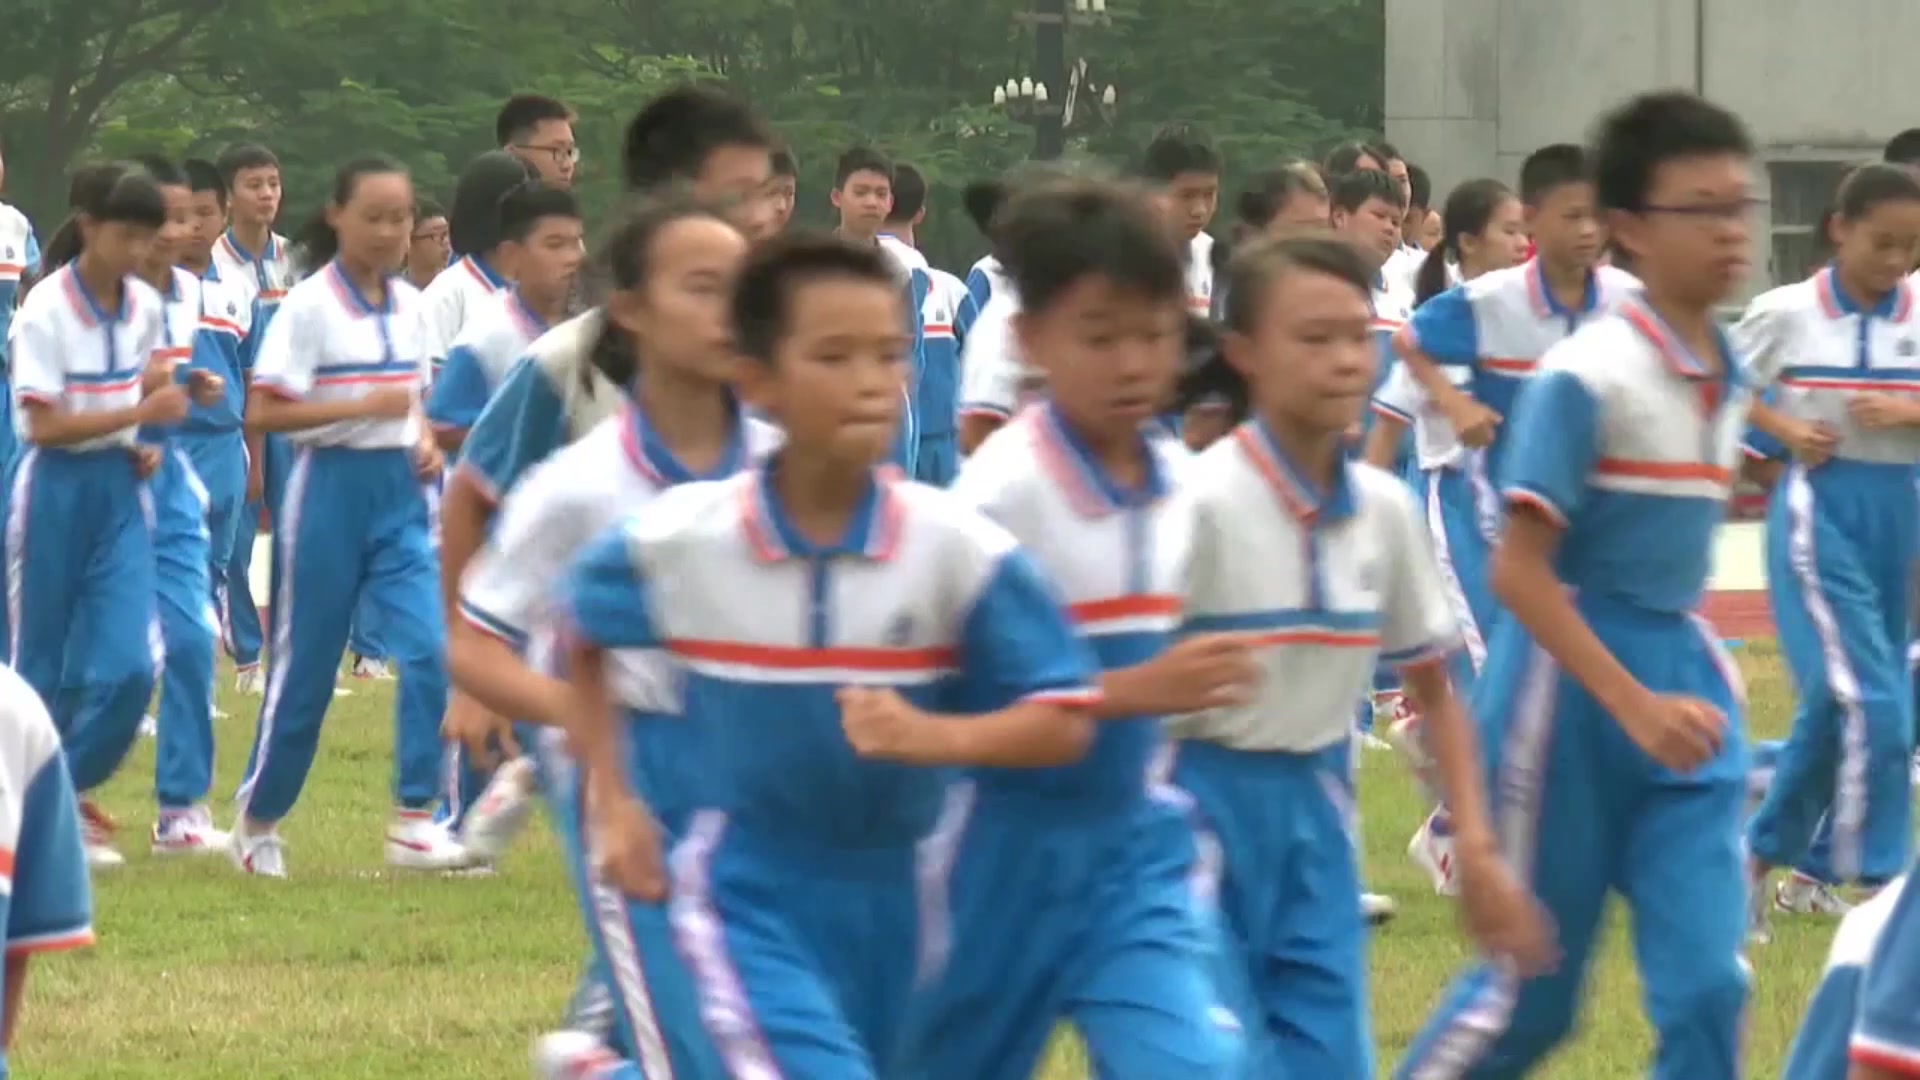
(15, 641, 1835, 1079)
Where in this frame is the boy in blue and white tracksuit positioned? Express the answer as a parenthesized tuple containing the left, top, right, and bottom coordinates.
(211, 227, 295, 693)
(428, 289, 551, 445)
(899, 260, 971, 486)
(562, 463, 1099, 1078)
(1397, 293, 1753, 1079)
(463, 400, 782, 1078)
(1741, 266, 1920, 927)
(149, 265, 253, 854)
(428, 290, 563, 834)
(909, 407, 1236, 1080)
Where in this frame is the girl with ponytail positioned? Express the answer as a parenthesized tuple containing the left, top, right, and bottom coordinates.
(7, 162, 184, 867)
(1412, 178, 1528, 307)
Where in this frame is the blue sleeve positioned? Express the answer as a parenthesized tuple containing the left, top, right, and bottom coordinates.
(964, 265, 993, 310)
(908, 270, 930, 397)
(428, 344, 493, 432)
(1406, 285, 1480, 367)
(954, 291, 980, 350)
(954, 549, 1100, 709)
(23, 228, 40, 277)
(8, 755, 93, 954)
(1856, 880, 1920, 1070)
(458, 356, 567, 499)
(1500, 370, 1598, 524)
(1780, 964, 1860, 1080)
(562, 525, 660, 651)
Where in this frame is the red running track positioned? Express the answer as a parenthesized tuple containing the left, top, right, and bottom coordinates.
(1701, 590, 1772, 641)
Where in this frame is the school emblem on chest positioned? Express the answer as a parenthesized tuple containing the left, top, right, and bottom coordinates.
(2, 246, 12, 260)
(884, 614, 915, 647)
(1899, 338, 1917, 358)
(1355, 559, 1379, 599)
(228, 301, 238, 316)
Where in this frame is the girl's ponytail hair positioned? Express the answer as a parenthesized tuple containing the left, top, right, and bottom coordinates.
(43, 162, 167, 269)
(1414, 177, 1513, 307)
(581, 192, 737, 397)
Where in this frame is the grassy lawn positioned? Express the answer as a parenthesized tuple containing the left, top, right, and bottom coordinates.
(15, 641, 1831, 1079)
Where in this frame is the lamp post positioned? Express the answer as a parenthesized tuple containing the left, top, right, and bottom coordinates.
(995, 0, 1117, 160)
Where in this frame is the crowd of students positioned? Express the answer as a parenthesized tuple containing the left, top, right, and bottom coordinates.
(2, 77, 1920, 1080)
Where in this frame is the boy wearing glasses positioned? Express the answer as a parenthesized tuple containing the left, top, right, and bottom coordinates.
(1396, 91, 1758, 1080)
(498, 94, 578, 190)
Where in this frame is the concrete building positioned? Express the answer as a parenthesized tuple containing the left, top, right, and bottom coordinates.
(1385, 0, 1920, 290)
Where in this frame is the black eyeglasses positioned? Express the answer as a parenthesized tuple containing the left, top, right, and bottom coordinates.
(1639, 197, 1764, 223)
(514, 143, 580, 167)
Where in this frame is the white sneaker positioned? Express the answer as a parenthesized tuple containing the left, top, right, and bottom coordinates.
(151, 806, 231, 857)
(352, 656, 395, 680)
(458, 756, 540, 863)
(1408, 810, 1458, 896)
(386, 811, 470, 872)
(138, 714, 158, 738)
(80, 801, 124, 870)
(234, 665, 266, 696)
(229, 825, 289, 878)
(1776, 873, 1854, 917)
(530, 1030, 623, 1079)
(1361, 891, 1397, 925)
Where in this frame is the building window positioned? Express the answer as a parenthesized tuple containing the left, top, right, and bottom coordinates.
(1768, 161, 1853, 283)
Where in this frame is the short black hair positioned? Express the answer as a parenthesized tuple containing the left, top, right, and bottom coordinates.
(1329, 168, 1404, 215)
(1235, 161, 1328, 230)
(886, 163, 928, 224)
(962, 177, 1009, 238)
(1374, 140, 1403, 163)
(835, 146, 893, 189)
(1406, 163, 1431, 211)
(1591, 91, 1752, 213)
(1140, 124, 1222, 184)
(994, 176, 1184, 315)
(732, 230, 901, 365)
(414, 196, 446, 222)
(1323, 141, 1385, 178)
(450, 150, 537, 256)
(1886, 129, 1920, 166)
(1223, 233, 1374, 335)
(1834, 162, 1920, 223)
(182, 158, 223, 200)
(1518, 143, 1590, 205)
(496, 94, 574, 146)
(500, 183, 581, 242)
(133, 155, 187, 189)
(621, 85, 773, 193)
(214, 143, 279, 193)
(771, 145, 799, 178)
